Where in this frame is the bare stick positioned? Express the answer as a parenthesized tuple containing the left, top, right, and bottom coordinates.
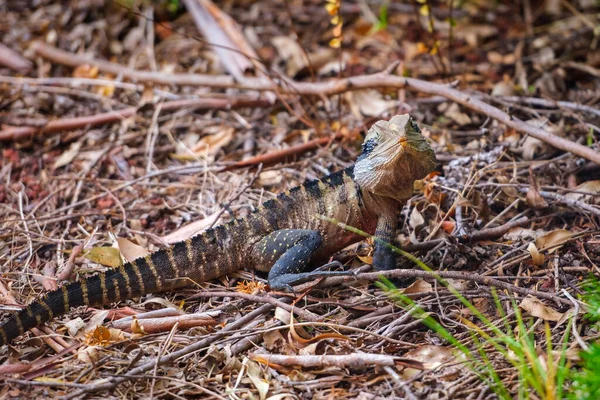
(295, 268, 572, 307)
(30, 42, 600, 164)
(402, 217, 531, 252)
(0, 43, 32, 73)
(63, 302, 276, 398)
(0, 96, 270, 142)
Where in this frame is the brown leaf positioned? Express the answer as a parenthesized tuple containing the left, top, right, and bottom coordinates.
(52, 142, 81, 169)
(527, 242, 545, 266)
(271, 36, 308, 77)
(117, 237, 150, 263)
(192, 126, 234, 156)
(403, 279, 433, 294)
(526, 182, 548, 208)
(401, 345, 461, 380)
(357, 254, 373, 265)
(496, 175, 519, 198)
(161, 210, 222, 244)
(409, 208, 425, 229)
(346, 90, 396, 118)
(566, 180, 600, 205)
(535, 229, 573, 252)
(442, 103, 471, 125)
(519, 295, 564, 322)
(72, 64, 98, 79)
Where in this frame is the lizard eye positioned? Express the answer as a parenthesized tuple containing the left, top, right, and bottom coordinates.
(410, 120, 420, 132)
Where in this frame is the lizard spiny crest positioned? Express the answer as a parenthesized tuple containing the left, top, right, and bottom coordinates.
(353, 114, 436, 202)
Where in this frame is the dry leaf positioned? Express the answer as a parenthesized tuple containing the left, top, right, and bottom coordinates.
(63, 317, 86, 337)
(526, 173, 548, 208)
(403, 279, 433, 294)
(446, 279, 469, 291)
(53, 142, 81, 169)
(84, 325, 125, 346)
(191, 126, 234, 156)
(535, 229, 573, 252)
(77, 345, 101, 364)
(519, 295, 564, 321)
(130, 317, 146, 335)
(257, 170, 283, 187)
(263, 330, 293, 354)
(504, 227, 540, 241)
(357, 254, 373, 265)
(409, 208, 425, 229)
(526, 186, 548, 208)
(401, 345, 460, 380)
(443, 103, 472, 125)
(274, 307, 310, 340)
(84, 246, 122, 267)
(271, 36, 308, 77)
(84, 310, 111, 336)
(527, 242, 545, 266)
(491, 81, 515, 96)
(522, 136, 547, 161)
(473, 297, 489, 313)
(520, 119, 560, 160)
(245, 359, 270, 400)
(566, 180, 600, 205)
(95, 77, 115, 97)
(495, 175, 519, 198)
(117, 238, 150, 262)
(72, 64, 98, 79)
(454, 24, 498, 47)
(346, 90, 396, 118)
(161, 210, 222, 244)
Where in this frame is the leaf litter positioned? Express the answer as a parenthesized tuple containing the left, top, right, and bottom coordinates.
(0, 1, 599, 399)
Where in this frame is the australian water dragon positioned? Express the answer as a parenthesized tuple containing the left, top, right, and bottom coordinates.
(0, 114, 436, 346)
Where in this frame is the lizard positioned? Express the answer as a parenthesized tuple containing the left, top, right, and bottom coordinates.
(0, 114, 436, 347)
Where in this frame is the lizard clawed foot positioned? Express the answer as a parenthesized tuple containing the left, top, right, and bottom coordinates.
(313, 261, 357, 278)
(312, 260, 344, 272)
(268, 261, 355, 291)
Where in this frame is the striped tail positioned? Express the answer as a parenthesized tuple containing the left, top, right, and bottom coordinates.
(0, 242, 198, 347)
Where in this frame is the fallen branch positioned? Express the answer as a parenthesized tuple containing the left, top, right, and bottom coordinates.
(222, 133, 344, 171)
(518, 187, 600, 217)
(62, 302, 277, 398)
(30, 42, 600, 165)
(251, 352, 423, 369)
(498, 95, 600, 118)
(0, 43, 32, 73)
(402, 216, 531, 252)
(296, 268, 572, 307)
(110, 313, 217, 333)
(0, 96, 270, 142)
(189, 291, 320, 322)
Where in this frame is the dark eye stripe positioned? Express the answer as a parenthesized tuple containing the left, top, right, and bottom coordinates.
(361, 138, 377, 154)
(411, 120, 420, 132)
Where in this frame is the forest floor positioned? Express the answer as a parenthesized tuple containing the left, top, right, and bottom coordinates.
(1, 0, 600, 398)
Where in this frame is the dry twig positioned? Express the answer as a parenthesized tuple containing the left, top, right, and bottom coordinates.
(29, 42, 600, 164)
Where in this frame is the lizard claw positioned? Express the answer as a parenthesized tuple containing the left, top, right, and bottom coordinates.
(313, 260, 344, 272)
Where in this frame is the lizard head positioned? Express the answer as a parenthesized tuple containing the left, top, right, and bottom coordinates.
(353, 114, 436, 203)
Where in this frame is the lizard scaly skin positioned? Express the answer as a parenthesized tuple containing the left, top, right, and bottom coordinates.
(0, 114, 436, 346)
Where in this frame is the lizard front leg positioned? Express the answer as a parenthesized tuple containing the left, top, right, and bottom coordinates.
(252, 229, 350, 291)
(372, 212, 398, 271)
